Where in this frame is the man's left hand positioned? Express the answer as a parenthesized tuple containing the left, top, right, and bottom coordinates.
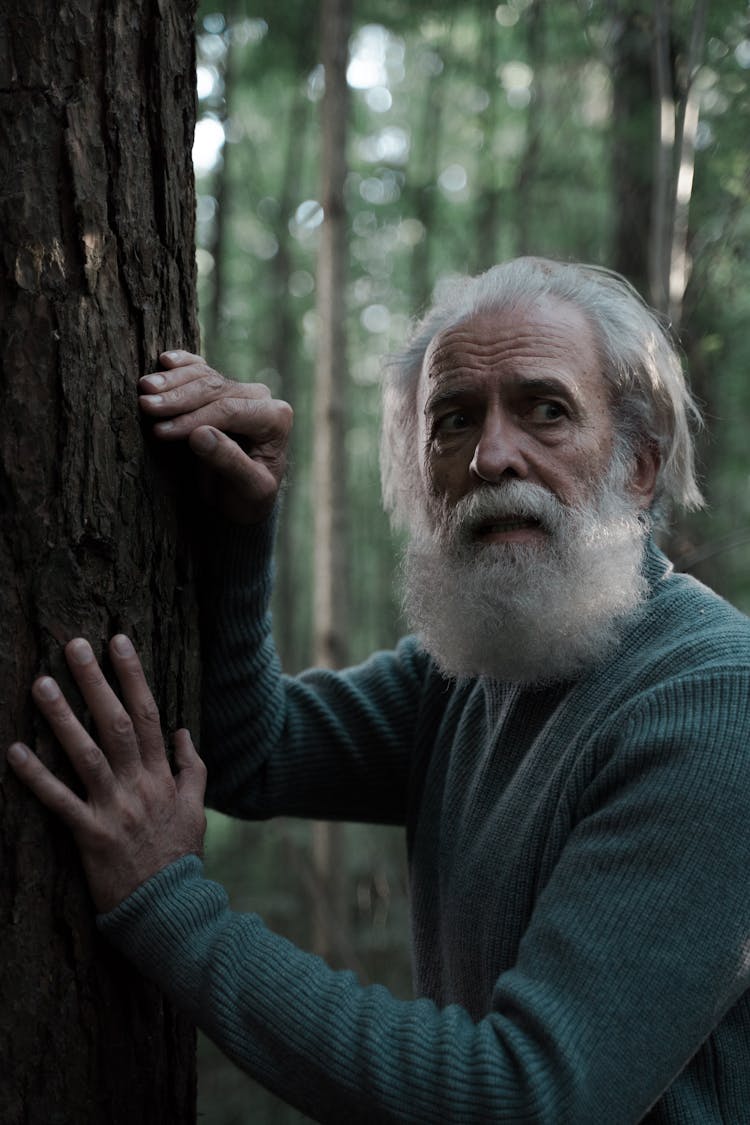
(6, 635, 207, 913)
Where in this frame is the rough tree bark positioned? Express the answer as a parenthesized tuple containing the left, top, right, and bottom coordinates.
(0, 2, 200, 1122)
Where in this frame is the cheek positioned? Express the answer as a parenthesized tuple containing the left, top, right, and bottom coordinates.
(557, 431, 614, 499)
(424, 452, 467, 502)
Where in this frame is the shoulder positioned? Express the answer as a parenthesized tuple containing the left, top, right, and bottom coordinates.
(620, 539, 750, 679)
(563, 543, 750, 767)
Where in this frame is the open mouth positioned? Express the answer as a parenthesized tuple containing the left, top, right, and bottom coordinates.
(474, 516, 544, 541)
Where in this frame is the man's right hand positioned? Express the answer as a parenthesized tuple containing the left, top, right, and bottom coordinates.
(139, 351, 293, 524)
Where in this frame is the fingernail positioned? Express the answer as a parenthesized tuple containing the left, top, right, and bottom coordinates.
(141, 374, 165, 389)
(146, 394, 163, 405)
(155, 420, 174, 432)
(164, 351, 180, 361)
(112, 634, 134, 656)
(68, 639, 93, 665)
(191, 428, 217, 454)
(35, 677, 60, 701)
(7, 743, 28, 766)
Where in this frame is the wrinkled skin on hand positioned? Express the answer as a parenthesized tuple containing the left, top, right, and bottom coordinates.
(139, 350, 293, 524)
(6, 636, 207, 914)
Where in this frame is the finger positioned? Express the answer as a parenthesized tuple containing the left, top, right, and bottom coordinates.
(139, 361, 219, 396)
(160, 349, 204, 367)
(188, 427, 282, 509)
(173, 729, 207, 806)
(107, 635, 169, 771)
(6, 742, 93, 831)
(65, 640, 142, 777)
(151, 395, 292, 444)
(29, 676, 115, 799)
(139, 375, 271, 418)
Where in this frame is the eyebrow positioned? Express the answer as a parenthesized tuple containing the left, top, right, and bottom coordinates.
(423, 374, 585, 415)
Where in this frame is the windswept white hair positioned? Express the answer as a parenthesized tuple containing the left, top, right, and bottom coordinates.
(380, 257, 704, 530)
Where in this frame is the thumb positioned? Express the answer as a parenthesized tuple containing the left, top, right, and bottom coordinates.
(173, 728, 207, 805)
(189, 426, 278, 502)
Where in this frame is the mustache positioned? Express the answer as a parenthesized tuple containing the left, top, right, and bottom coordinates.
(440, 481, 569, 543)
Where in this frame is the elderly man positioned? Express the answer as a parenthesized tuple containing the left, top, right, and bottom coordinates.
(8, 259, 750, 1123)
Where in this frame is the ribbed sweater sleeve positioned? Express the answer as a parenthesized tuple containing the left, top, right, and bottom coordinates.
(98, 666, 750, 1123)
(199, 514, 432, 825)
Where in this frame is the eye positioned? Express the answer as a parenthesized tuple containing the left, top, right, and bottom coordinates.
(434, 409, 472, 435)
(528, 400, 567, 423)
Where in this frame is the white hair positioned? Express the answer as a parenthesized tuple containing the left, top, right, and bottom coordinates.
(380, 257, 704, 530)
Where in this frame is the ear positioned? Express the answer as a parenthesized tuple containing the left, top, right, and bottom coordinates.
(629, 443, 660, 510)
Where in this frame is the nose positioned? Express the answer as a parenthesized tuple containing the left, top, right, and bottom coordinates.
(469, 409, 529, 483)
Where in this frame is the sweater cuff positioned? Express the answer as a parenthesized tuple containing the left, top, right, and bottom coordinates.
(95, 855, 261, 1018)
(207, 505, 279, 582)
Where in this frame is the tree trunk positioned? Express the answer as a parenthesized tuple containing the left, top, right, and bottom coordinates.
(608, 2, 653, 295)
(648, 0, 708, 325)
(312, 0, 351, 677)
(311, 0, 352, 965)
(0, 2, 200, 1122)
(271, 82, 314, 672)
(410, 63, 443, 313)
(515, 0, 545, 258)
(474, 1, 503, 271)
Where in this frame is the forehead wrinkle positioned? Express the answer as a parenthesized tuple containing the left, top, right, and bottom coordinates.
(424, 327, 588, 382)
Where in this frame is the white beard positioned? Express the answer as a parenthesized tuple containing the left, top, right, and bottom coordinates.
(402, 468, 649, 685)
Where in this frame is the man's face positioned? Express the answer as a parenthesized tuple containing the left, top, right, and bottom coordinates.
(416, 298, 618, 540)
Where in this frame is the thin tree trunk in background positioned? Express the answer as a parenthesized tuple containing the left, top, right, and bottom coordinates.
(515, 0, 545, 257)
(609, 2, 653, 294)
(311, 0, 352, 964)
(204, 20, 238, 370)
(410, 62, 443, 312)
(0, 2, 200, 1123)
(272, 83, 313, 671)
(667, 0, 707, 329)
(649, 0, 708, 326)
(649, 0, 674, 311)
(474, 2, 503, 271)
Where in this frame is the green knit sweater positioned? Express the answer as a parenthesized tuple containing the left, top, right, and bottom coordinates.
(99, 521, 750, 1123)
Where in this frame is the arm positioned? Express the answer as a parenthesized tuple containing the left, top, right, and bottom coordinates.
(97, 673, 750, 1123)
(198, 513, 432, 823)
(140, 351, 431, 824)
(11, 656, 750, 1121)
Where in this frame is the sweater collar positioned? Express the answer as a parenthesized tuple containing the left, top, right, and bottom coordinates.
(642, 535, 674, 593)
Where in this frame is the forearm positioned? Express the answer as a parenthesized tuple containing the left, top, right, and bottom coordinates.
(199, 512, 284, 811)
(199, 512, 432, 825)
(97, 857, 575, 1125)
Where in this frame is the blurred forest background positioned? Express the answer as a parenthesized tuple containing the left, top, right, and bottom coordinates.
(191, 1, 749, 1120)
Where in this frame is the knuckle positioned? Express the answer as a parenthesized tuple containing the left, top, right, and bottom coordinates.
(110, 710, 134, 740)
(275, 400, 294, 431)
(136, 699, 161, 728)
(205, 372, 225, 392)
(247, 383, 271, 399)
(118, 803, 141, 836)
(80, 740, 107, 776)
(86, 820, 113, 849)
(80, 666, 106, 691)
(218, 397, 239, 420)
